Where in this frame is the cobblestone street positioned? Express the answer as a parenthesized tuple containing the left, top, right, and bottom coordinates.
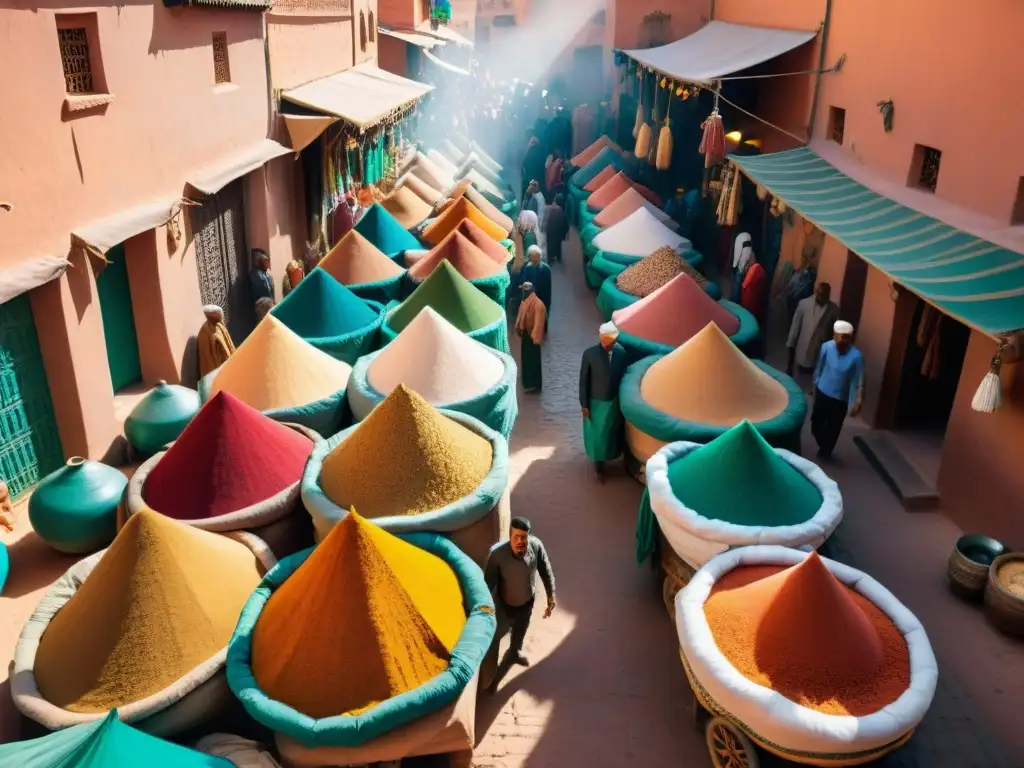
(474, 232, 1024, 768)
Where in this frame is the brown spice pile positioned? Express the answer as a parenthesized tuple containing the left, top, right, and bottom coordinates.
(703, 552, 910, 716)
(319, 385, 492, 518)
(615, 246, 706, 298)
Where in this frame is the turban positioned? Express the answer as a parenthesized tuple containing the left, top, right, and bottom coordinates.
(599, 321, 619, 338)
(834, 320, 855, 335)
(202, 305, 223, 316)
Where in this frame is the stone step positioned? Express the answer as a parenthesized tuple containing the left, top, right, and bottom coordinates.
(853, 432, 940, 512)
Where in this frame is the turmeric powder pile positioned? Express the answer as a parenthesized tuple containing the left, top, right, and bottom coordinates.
(35, 509, 263, 713)
(320, 385, 492, 518)
(703, 552, 910, 716)
(251, 511, 466, 718)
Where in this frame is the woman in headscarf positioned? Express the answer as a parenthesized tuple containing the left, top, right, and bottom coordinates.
(732, 232, 755, 303)
(515, 282, 547, 394)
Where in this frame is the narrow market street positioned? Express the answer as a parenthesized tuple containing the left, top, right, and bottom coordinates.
(474, 231, 1024, 768)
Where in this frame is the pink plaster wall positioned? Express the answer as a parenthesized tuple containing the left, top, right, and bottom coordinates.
(267, 16, 357, 90)
(353, 0, 379, 65)
(244, 155, 305, 291)
(378, 34, 410, 77)
(611, 2, 705, 52)
(377, 0, 420, 28)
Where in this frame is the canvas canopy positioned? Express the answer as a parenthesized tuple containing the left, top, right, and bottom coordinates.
(283, 64, 434, 132)
(378, 26, 446, 48)
(72, 197, 183, 257)
(620, 21, 817, 85)
(189, 140, 291, 195)
(415, 21, 473, 47)
(283, 115, 338, 153)
(592, 208, 691, 257)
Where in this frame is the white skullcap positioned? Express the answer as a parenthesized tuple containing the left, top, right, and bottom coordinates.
(203, 304, 223, 315)
(599, 321, 619, 338)
(527, 244, 543, 257)
(834, 320, 854, 335)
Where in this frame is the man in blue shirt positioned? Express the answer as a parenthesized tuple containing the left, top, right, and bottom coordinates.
(811, 320, 865, 459)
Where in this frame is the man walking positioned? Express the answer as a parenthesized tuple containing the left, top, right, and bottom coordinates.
(580, 322, 629, 482)
(786, 282, 839, 378)
(811, 320, 865, 460)
(484, 517, 556, 692)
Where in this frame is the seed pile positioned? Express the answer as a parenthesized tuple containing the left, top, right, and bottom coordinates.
(703, 552, 910, 716)
(320, 385, 493, 518)
(388, 261, 504, 334)
(996, 558, 1024, 596)
(271, 269, 378, 338)
(667, 420, 822, 527)
(211, 316, 352, 412)
(641, 323, 788, 426)
(144, 391, 313, 519)
(251, 511, 466, 719)
(35, 509, 262, 713)
(318, 230, 404, 285)
(409, 234, 503, 281)
(616, 246, 706, 298)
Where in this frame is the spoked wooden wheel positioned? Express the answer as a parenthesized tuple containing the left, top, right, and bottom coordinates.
(705, 716, 759, 768)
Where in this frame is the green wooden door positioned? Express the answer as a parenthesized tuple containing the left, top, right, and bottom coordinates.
(0, 294, 64, 499)
(96, 244, 142, 391)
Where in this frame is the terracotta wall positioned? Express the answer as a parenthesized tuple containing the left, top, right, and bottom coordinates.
(267, 16, 357, 90)
(940, 333, 1024, 545)
(378, 35, 410, 77)
(610, 1, 705, 51)
(244, 155, 305, 292)
(354, 0, 380, 65)
(377, 0, 420, 28)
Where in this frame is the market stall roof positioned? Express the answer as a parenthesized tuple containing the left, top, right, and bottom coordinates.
(619, 21, 817, 84)
(416, 21, 473, 48)
(283, 115, 338, 153)
(731, 146, 1024, 336)
(424, 49, 471, 76)
(282, 64, 434, 132)
(379, 26, 447, 49)
(188, 139, 291, 195)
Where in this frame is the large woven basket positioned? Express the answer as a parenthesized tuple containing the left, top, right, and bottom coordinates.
(947, 534, 1005, 601)
(984, 552, 1024, 636)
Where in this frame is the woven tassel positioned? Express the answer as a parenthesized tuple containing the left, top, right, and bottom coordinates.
(971, 346, 1005, 413)
(656, 123, 673, 170)
(635, 122, 652, 158)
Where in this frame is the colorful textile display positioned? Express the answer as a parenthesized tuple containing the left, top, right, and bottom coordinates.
(126, 392, 315, 534)
(227, 513, 495, 750)
(421, 198, 509, 245)
(436, 139, 466, 165)
(271, 270, 383, 364)
(620, 323, 807, 466)
(381, 262, 509, 354)
(676, 546, 936, 759)
(14, 510, 273, 734)
(468, 141, 503, 173)
(318, 230, 405, 305)
(199, 316, 353, 437)
(354, 203, 422, 260)
(0, 710, 232, 767)
(571, 135, 625, 168)
(302, 387, 510, 565)
(348, 308, 517, 439)
(612, 273, 757, 361)
(638, 422, 842, 567)
(461, 169, 507, 203)
(427, 149, 460, 179)
(382, 186, 434, 228)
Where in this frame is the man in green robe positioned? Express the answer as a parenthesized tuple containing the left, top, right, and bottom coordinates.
(579, 322, 628, 482)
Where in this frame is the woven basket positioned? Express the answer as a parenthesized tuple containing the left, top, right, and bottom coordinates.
(947, 534, 1005, 601)
(984, 552, 1024, 636)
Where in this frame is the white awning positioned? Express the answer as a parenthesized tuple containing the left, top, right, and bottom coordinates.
(620, 21, 817, 84)
(72, 197, 184, 255)
(423, 49, 471, 76)
(379, 26, 447, 49)
(416, 21, 473, 48)
(282, 64, 434, 132)
(188, 139, 291, 195)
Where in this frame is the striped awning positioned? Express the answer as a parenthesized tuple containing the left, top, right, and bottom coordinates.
(731, 147, 1024, 336)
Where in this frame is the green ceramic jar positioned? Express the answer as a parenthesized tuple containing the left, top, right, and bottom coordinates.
(124, 380, 201, 455)
(28, 457, 128, 554)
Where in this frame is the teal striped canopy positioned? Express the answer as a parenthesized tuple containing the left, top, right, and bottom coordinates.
(731, 147, 1024, 335)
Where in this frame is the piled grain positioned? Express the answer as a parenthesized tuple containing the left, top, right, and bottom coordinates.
(34, 509, 262, 712)
(388, 261, 504, 334)
(144, 391, 313, 520)
(368, 307, 503, 402)
(251, 511, 466, 718)
(613, 273, 739, 346)
(210, 316, 352, 411)
(616, 246, 706, 297)
(318, 230, 403, 285)
(319, 385, 492, 519)
(640, 323, 787, 426)
(703, 552, 910, 716)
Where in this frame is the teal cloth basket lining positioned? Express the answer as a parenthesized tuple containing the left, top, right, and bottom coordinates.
(301, 408, 510, 540)
(580, 224, 602, 246)
(619, 355, 807, 452)
(379, 302, 510, 355)
(345, 274, 404, 306)
(401, 270, 510, 308)
(615, 300, 760, 363)
(347, 346, 519, 440)
(297, 300, 385, 366)
(585, 253, 626, 290)
(226, 531, 496, 748)
(197, 372, 350, 438)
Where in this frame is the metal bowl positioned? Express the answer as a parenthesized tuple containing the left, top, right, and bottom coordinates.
(948, 534, 1006, 601)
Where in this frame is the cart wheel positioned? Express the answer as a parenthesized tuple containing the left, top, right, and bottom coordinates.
(662, 574, 680, 622)
(705, 716, 759, 768)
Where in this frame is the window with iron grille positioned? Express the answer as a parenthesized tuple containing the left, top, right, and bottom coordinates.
(828, 106, 845, 144)
(58, 27, 94, 94)
(359, 11, 367, 52)
(913, 144, 941, 193)
(369, 11, 376, 42)
(212, 32, 230, 84)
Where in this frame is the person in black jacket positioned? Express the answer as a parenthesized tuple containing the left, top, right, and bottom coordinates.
(579, 322, 629, 482)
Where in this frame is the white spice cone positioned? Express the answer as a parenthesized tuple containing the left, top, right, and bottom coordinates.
(971, 372, 1002, 413)
(633, 104, 644, 138)
(656, 125, 674, 170)
(635, 123, 653, 158)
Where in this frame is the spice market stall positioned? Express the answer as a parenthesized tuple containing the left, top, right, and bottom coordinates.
(676, 546, 937, 768)
(587, 207, 698, 289)
(597, 246, 720, 320)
